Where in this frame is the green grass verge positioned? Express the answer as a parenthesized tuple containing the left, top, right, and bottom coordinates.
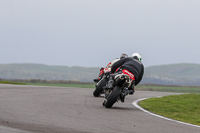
(26, 83, 200, 93)
(139, 93, 200, 126)
(1, 80, 200, 94)
(25, 82, 95, 88)
(0, 80, 95, 88)
(0, 80, 26, 85)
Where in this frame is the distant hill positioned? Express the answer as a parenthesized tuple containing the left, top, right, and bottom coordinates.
(0, 63, 99, 82)
(142, 63, 200, 86)
(0, 63, 200, 85)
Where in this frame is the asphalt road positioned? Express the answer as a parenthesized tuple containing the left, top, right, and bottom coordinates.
(0, 84, 199, 133)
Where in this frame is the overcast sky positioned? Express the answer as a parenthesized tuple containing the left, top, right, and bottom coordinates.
(1, 0, 200, 68)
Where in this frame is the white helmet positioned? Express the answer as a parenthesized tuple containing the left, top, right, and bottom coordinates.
(132, 53, 142, 61)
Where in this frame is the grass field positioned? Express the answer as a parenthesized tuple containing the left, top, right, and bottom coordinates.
(26, 83, 200, 93)
(0, 80, 95, 88)
(136, 84, 200, 93)
(0, 80, 26, 85)
(139, 93, 200, 126)
(1, 80, 200, 93)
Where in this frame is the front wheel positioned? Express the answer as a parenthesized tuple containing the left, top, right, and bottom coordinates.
(93, 78, 107, 97)
(104, 86, 121, 108)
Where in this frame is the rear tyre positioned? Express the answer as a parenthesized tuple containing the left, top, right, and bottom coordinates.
(93, 78, 107, 97)
(105, 86, 121, 108)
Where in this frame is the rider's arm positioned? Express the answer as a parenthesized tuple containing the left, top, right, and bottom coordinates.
(135, 64, 144, 85)
(111, 58, 126, 73)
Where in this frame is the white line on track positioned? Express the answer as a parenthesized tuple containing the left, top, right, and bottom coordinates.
(0, 125, 31, 133)
(132, 97, 200, 128)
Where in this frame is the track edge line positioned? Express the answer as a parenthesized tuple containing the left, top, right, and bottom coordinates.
(132, 97, 200, 128)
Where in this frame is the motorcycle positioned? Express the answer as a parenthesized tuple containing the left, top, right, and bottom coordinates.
(93, 68, 111, 97)
(102, 73, 132, 108)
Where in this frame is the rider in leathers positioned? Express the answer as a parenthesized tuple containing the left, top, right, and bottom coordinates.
(93, 53, 128, 82)
(105, 53, 144, 95)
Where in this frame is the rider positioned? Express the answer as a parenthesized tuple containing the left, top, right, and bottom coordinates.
(104, 53, 144, 97)
(93, 53, 128, 82)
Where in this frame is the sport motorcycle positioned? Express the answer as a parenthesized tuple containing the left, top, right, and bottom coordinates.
(93, 68, 111, 97)
(102, 73, 132, 108)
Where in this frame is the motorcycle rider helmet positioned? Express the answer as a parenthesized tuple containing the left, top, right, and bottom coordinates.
(120, 53, 128, 59)
(132, 53, 142, 61)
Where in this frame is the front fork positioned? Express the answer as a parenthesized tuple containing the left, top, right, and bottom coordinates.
(120, 88, 129, 98)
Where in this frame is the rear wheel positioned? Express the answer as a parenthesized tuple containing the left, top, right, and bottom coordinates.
(93, 78, 107, 97)
(104, 86, 121, 108)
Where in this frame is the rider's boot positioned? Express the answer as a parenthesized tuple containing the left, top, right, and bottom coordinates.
(128, 82, 135, 95)
(93, 68, 104, 82)
(128, 89, 134, 95)
(120, 95, 125, 102)
(93, 78, 100, 82)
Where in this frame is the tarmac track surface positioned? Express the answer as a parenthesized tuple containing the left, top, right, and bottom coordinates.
(0, 84, 199, 133)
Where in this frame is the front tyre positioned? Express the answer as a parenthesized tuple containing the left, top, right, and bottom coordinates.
(93, 78, 107, 97)
(105, 86, 121, 108)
